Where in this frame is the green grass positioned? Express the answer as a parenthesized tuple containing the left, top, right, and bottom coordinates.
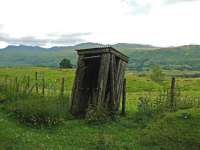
(1, 67, 200, 149)
(139, 108, 200, 150)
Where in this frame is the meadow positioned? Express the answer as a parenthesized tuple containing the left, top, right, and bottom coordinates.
(0, 67, 200, 150)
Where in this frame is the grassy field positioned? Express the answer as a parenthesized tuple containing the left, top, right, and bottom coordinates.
(0, 67, 200, 150)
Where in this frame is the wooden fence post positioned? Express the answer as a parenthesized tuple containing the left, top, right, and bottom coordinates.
(42, 77, 45, 96)
(4, 75, 8, 91)
(15, 76, 19, 92)
(170, 77, 176, 111)
(27, 76, 30, 89)
(122, 78, 127, 115)
(61, 77, 65, 97)
(35, 72, 38, 93)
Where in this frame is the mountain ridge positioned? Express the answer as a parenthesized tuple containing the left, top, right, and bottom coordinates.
(0, 42, 158, 51)
(1, 42, 200, 70)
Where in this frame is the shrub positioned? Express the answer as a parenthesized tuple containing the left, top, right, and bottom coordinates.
(150, 65, 165, 83)
(3, 96, 72, 127)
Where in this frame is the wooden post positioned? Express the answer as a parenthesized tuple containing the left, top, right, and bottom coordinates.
(170, 77, 176, 111)
(27, 76, 30, 89)
(35, 72, 38, 93)
(15, 76, 19, 92)
(4, 75, 8, 91)
(61, 77, 65, 97)
(42, 77, 45, 96)
(122, 78, 126, 115)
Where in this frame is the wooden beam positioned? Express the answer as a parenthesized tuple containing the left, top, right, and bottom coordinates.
(77, 47, 128, 63)
(81, 55, 101, 60)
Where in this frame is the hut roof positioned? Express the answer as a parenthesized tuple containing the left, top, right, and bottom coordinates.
(76, 47, 128, 63)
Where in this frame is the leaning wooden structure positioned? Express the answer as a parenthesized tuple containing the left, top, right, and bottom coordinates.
(71, 47, 128, 117)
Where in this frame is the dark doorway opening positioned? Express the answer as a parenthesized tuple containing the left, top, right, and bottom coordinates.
(79, 55, 101, 115)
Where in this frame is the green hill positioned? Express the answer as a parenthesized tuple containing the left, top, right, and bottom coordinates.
(1, 43, 200, 71)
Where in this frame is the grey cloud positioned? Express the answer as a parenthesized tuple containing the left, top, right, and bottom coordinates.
(0, 32, 91, 46)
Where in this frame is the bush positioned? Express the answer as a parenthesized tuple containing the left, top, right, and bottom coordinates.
(3, 96, 72, 127)
(150, 65, 165, 83)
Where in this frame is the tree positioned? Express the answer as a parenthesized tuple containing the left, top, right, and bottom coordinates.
(150, 65, 165, 83)
(59, 58, 73, 68)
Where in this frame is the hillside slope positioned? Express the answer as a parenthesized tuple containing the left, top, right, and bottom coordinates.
(1, 43, 200, 70)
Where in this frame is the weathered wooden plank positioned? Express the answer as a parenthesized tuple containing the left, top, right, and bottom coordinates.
(110, 54, 116, 109)
(77, 49, 108, 55)
(77, 47, 128, 63)
(71, 55, 86, 114)
(81, 55, 101, 60)
(115, 61, 127, 111)
(96, 53, 111, 105)
(122, 78, 126, 115)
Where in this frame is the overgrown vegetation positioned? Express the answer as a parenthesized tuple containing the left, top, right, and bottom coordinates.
(3, 96, 71, 127)
(0, 68, 72, 127)
(1, 67, 200, 149)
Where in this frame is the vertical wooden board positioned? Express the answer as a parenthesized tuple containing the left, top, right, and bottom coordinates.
(115, 61, 127, 111)
(114, 60, 123, 104)
(122, 78, 127, 115)
(71, 55, 85, 113)
(96, 53, 111, 105)
(110, 54, 116, 109)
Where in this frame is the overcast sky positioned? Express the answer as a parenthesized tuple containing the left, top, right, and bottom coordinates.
(0, 0, 200, 48)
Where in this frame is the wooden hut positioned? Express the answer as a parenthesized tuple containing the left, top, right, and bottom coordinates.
(71, 47, 128, 117)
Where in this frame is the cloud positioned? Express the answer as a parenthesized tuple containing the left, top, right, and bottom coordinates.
(0, 32, 91, 46)
(0, 0, 200, 47)
(0, 24, 4, 29)
(164, 0, 200, 4)
(124, 0, 200, 15)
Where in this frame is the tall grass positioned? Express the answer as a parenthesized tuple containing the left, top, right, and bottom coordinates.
(0, 73, 72, 127)
(137, 88, 200, 120)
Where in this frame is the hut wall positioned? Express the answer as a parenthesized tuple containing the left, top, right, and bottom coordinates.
(71, 48, 128, 117)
